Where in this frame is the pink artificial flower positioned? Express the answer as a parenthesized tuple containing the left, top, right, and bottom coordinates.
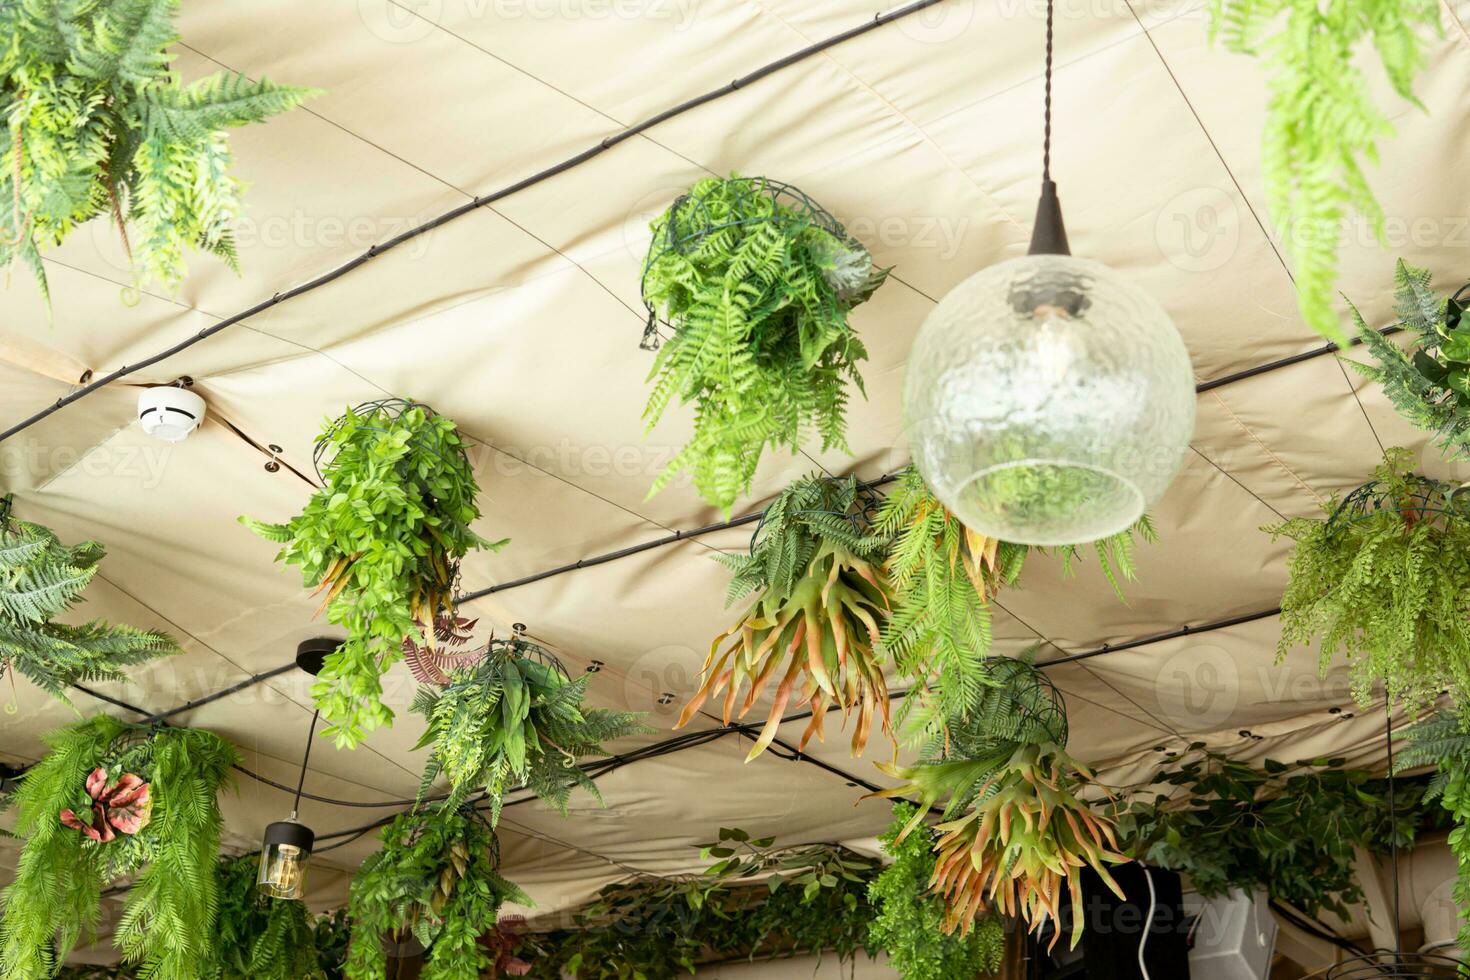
(59, 768, 153, 841)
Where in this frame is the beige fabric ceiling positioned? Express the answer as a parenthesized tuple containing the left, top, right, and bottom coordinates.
(4, 0, 1470, 956)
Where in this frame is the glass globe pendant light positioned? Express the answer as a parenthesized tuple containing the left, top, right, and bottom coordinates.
(902, 0, 1195, 546)
(258, 638, 339, 900)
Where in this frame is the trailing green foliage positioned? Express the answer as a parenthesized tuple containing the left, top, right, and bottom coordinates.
(411, 634, 648, 823)
(1117, 748, 1426, 921)
(1350, 259, 1470, 456)
(209, 854, 327, 980)
(0, 500, 177, 705)
(0, 715, 236, 979)
(1267, 448, 1470, 711)
(871, 467, 1154, 744)
(1398, 711, 1470, 955)
(1207, 0, 1439, 343)
(868, 804, 1004, 980)
(0, 0, 316, 300)
(525, 827, 881, 978)
(242, 402, 505, 748)
(641, 175, 887, 514)
(678, 474, 894, 760)
(346, 805, 528, 980)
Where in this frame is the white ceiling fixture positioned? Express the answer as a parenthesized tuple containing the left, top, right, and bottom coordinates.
(137, 386, 206, 443)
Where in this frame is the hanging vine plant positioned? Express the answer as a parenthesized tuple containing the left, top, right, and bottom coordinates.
(873, 658, 1126, 951)
(870, 467, 1154, 745)
(209, 854, 329, 980)
(1267, 447, 1470, 711)
(345, 804, 528, 980)
(409, 626, 648, 823)
(0, 715, 237, 979)
(242, 400, 505, 748)
(675, 474, 894, 762)
(1207, 0, 1439, 344)
(639, 175, 888, 515)
(1398, 711, 1470, 956)
(867, 803, 1005, 980)
(0, 0, 317, 301)
(1350, 260, 1470, 457)
(0, 498, 178, 706)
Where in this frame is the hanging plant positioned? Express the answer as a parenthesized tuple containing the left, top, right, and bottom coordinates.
(675, 474, 894, 761)
(1266, 447, 1470, 711)
(1116, 749, 1419, 921)
(209, 854, 328, 980)
(0, 0, 316, 301)
(0, 715, 237, 979)
(242, 400, 505, 748)
(639, 175, 888, 514)
(873, 659, 1125, 950)
(1350, 260, 1470, 456)
(0, 499, 178, 706)
(871, 467, 1154, 745)
(1207, 1, 1439, 344)
(867, 803, 1005, 980)
(345, 804, 528, 980)
(1398, 711, 1470, 956)
(409, 628, 648, 823)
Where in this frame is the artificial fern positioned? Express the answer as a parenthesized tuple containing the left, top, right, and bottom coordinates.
(0, 500, 177, 704)
(0, 0, 316, 299)
(871, 467, 1153, 745)
(1350, 259, 1470, 457)
(0, 716, 236, 979)
(641, 176, 888, 514)
(1267, 448, 1470, 712)
(346, 805, 529, 980)
(1398, 712, 1470, 955)
(208, 854, 326, 980)
(412, 635, 648, 824)
(867, 803, 1004, 980)
(1208, 0, 1439, 343)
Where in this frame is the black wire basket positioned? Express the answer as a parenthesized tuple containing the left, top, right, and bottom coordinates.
(637, 176, 860, 351)
(1326, 951, 1465, 978)
(945, 656, 1070, 754)
(486, 633, 572, 683)
(312, 398, 464, 483)
(1323, 472, 1470, 537)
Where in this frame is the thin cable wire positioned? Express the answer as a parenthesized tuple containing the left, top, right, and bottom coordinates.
(1042, 0, 1054, 183)
(1385, 699, 1401, 954)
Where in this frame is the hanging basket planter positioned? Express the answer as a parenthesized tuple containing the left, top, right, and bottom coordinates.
(1267, 447, 1470, 713)
(638, 175, 889, 514)
(242, 399, 506, 748)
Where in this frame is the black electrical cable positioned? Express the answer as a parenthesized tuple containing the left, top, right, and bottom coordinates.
(0, 0, 953, 446)
(1267, 899, 1368, 956)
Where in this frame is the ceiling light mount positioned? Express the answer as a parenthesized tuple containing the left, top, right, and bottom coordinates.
(295, 637, 342, 677)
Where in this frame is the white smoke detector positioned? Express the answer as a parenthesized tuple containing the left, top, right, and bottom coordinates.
(137, 387, 206, 443)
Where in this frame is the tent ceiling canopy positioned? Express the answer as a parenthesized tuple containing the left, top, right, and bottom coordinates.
(2, 0, 1469, 940)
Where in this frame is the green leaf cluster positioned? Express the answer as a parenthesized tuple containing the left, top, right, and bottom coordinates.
(1207, 0, 1439, 343)
(207, 854, 327, 980)
(242, 403, 505, 748)
(411, 636, 649, 823)
(0, 501, 177, 705)
(1116, 749, 1420, 920)
(0, 0, 316, 300)
(0, 715, 237, 979)
(345, 805, 528, 980)
(870, 467, 1153, 746)
(1266, 447, 1470, 711)
(867, 804, 1004, 980)
(1398, 711, 1470, 956)
(641, 175, 887, 514)
(525, 828, 881, 978)
(1350, 259, 1470, 457)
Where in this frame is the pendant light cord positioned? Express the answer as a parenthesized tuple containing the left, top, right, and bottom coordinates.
(290, 709, 320, 819)
(1042, 0, 1054, 183)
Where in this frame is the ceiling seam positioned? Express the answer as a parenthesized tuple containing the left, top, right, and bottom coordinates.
(1205, 390, 1327, 507)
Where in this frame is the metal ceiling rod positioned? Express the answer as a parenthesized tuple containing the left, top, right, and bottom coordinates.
(0, 0, 952, 445)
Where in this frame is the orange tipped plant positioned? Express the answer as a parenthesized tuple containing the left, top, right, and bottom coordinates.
(871, 659, 1128, 950)
(675, 475, 895, 761)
